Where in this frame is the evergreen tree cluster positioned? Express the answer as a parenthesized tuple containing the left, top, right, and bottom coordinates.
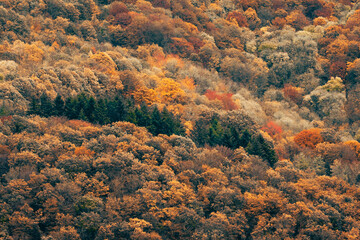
(192, 117, 277, 166)
(0, 103, 9, 117)
(28, 93, 185, 136)
(29, 93, 126, 125)
(128, 103, 185, 136)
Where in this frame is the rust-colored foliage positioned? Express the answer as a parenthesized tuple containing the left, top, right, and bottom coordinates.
(283, 84, 303, 105)
(151, 0, 171, 9)
(272, 17, 287, 28)
(226, 11, 248, 27)
(109, 1, 132, 27)
(169, 37, 195, 57)
(66, 120, 93, 129)
(74, 146, 95, 157)
(345, 9, 360, 30)
(329, 61, 347, 79)
(204, 90, 238, 111)
(294, 128, 324, 149)
(261, 121, 282, 140)
(343, 140, 360, 160)
(0, 115, 12, 123)
(285, 10, 309, 30)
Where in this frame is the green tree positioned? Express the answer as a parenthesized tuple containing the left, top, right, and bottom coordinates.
(86, 96, 96, 122)
(208, 118, 224, 146)
(39, 93, 53, 117)
(107, 96, 126, 122)
(149, 106, 162, 135)
(53, 95, 64, 116)
(247, 134, 277, 167)
(28, 97, 40, 115)
(65, 97, 78, 119)
(94, 99, 109, 124)
(240, 129, 251, 148)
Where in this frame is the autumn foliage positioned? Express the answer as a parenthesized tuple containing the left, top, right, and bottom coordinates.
(204, 90, 238, 110)
(261, 121, 283, 139)
(283, 84, 304, 105)
(294, 128, 324, 149)
(1, 0, 360, 239)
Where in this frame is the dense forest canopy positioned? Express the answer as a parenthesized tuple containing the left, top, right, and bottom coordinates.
(1, 0, 360, 239)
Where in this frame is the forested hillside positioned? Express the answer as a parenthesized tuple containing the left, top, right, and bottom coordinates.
(1, 0, 360, 239)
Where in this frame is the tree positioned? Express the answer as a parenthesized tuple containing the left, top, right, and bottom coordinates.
(239, 129, 251, 148)
(39, 93, 53, 117)
(65, 97, 78, 120)
(149, 106, 162, 136)
(294, 128, 324, 149)
(285, 10, 309, 30)
(261, 121, 282, 140)
(28, 97, 40, 115)
(107, 96, 126, 122)
(53, 95, 64, 116)
(94, 99, 109, 125)
(247, 134, 277, 167)
(208, 118, 224, 146)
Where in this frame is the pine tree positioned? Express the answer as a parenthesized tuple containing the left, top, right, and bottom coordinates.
(39, 93, 53, 117)
(76, 93, 88, 117)
(239, 129, 251, 148)
(86, 96, 96, 122)
(53, 95, 64, 116)
(247, 134, 277, 167)
(107, 96, 126, 122)
(170, 112, 185, 136)
(208, 118, 224, 146)
(149, 106, 162, 135)
(222, 128, 232, 148)
(160, 107, 174, 135)
(64, 97, 78, 119)
(94, 99, 109, 124)
(136, 103, 151, 127)
(28, 97, 40, 115)
(78, 109, 88, 121)
(191, 119, 209, 146)
(126, 109, 137, 124)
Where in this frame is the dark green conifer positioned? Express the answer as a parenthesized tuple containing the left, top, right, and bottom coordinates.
(39, 93, 53, 117)
(239, 129, 251, 148)
(94, 98, 109, 124)
(86, 96, 96, 122)
(28, 97, 40, 115)
(149, 106, 162, 135)
(53, 95, 64, 116)
(208, 118, 223, 146)
(64, 97, 78, 119)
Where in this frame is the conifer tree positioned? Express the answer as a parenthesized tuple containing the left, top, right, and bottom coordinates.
(136, 103, 151, 127)
(28, 97, 40, 115)
(160, 107, 174, 135)
(53, 95, 64, 116)
(149, 106, 162, 135)
(39, 93, 53, 117)
(191, 119, 208, 146)
(208, 118, 223, 146)
(95, 99, 109, 124)
(86, 96, 96, 122)
(247, 134, 277, 167)
(78, 109, 88, 121)
(239, 129, 251, 148)
(64, 97, 78, 119)
(107, 96, 126, 122)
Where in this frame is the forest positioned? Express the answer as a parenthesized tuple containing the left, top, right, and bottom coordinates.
(1, 0, 360, 239)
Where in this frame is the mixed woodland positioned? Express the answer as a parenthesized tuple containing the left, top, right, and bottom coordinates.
(1, 0, 360, 239)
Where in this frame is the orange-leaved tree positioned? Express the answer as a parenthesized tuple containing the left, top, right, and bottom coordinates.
(204, 90, 238, 111)
(261, 121, 282, 140)
(294, 128, 324, 149)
